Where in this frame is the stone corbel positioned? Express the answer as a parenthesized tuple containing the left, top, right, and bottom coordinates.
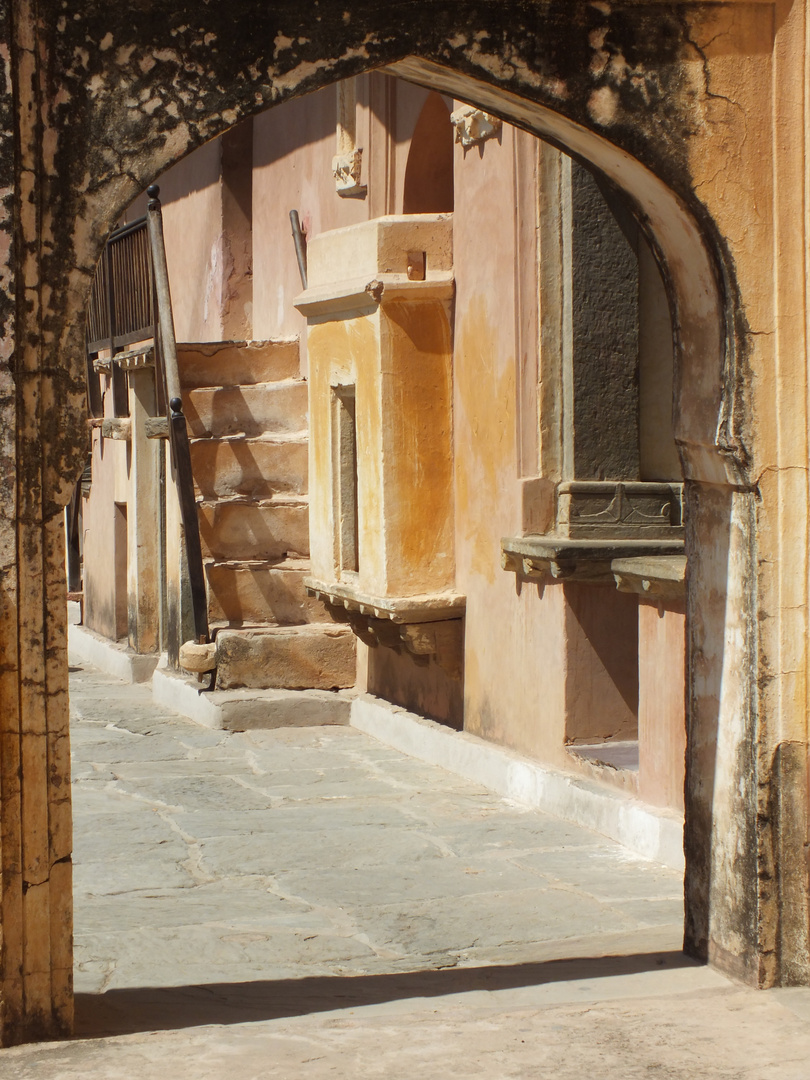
(332, 149, 367, 197)
(100, 418, 131, 441)
(114, 344, 155, 371)
(145, 416, 170, 440)
(450, 105, 502, 148)
(399, 622, 463, 680)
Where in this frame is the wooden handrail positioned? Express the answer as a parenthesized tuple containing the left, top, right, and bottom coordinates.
(146, 185, 210, 645)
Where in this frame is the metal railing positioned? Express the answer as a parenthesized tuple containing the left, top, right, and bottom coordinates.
(84, 186, 209, 645)
(85, 217, 156, 418)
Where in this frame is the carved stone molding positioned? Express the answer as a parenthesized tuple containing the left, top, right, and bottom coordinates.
(304, 576, 465, 623)
(556, 481, 683, 539)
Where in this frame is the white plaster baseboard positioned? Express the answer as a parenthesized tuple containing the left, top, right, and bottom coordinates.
(350, 694, 685, 871)
(152, 663, 351, 730)
(68, 623, 159, 684)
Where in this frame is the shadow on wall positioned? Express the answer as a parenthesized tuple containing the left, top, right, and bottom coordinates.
(402, 92, 455, 215)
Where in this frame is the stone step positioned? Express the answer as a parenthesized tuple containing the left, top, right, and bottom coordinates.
(177, 339, 299, 388)
(190, 435, 308, 500)
(205, 559, 329, 626)
(183, 380, 308, 438)
(152, 665, 351, 730)
(198, 498, 309, 562)
(215, 624, 356, 691)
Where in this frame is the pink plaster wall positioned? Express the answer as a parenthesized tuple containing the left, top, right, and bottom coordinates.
(82, 390, 129, 641)
(251, 76, 451, 347)
(159, 139, 230, 343)
(252, 84, 365, 344)
(88, 74, 687, 811)
(452, 121, 570, 765)
(638, 599, 686, 811)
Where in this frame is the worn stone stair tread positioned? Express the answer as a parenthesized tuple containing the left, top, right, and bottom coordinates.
(189, 431, 308, 444)
(190, 437, 308, 500)
(204, 556, 311, 571)
(198, 494, 309, 507)
(205, 561, 330, 626)
(182, 381, 308, 438)
(152, 664, 352, 730)
(199, 501, 310, 561)
(215, 623, 356, 691)
(177, 338, 299, 388)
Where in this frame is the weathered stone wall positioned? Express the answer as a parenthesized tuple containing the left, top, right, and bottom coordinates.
(2, 0, 809, 1046)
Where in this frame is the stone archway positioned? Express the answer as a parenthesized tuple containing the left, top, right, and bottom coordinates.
(2, 0, 806, 1045)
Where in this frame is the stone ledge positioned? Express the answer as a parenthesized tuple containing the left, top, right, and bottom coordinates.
(68, 624, 159, 684)
(351, 694, 684, 871)
(294, 272, 455, 316)
(304, 577, 465, 623)
(612, 555, 687, 600)
(501, 535, 685, 587)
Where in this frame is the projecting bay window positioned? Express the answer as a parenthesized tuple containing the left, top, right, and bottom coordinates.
(501, 148, 686, 787)
(296, 215, 465, 690)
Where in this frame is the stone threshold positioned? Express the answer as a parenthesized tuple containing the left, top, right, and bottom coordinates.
(350, 694, 684, 871)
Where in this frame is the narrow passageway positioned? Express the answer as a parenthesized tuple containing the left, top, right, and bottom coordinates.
(5, 662, 810, 1077)
(69, 660, 684, 1022)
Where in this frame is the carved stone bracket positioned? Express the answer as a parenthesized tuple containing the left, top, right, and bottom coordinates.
(501, 535, 685, 594)
(93, 344, 155, 375)
(304, 577, 465, 678)
(611, 555, 686, 600)
(100, 418, 132, 441)
(450, 105, 502, 148)
(114, 344, 155, 371)
(92, 354, 112, 375)
(332, 149, 367, 197)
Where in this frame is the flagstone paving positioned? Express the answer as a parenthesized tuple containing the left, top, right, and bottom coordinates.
(2, 661, 809, 1078)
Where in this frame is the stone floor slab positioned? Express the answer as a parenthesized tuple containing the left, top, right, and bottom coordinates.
(6, 660, 805, 1077)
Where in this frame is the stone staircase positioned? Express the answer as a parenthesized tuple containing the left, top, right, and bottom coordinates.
(177, 340, 355, 691)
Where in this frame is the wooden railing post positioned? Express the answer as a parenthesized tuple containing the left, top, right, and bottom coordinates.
(145, 185, 209, 645)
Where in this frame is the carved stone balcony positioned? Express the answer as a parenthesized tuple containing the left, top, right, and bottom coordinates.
(502, 480, 685, 596)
